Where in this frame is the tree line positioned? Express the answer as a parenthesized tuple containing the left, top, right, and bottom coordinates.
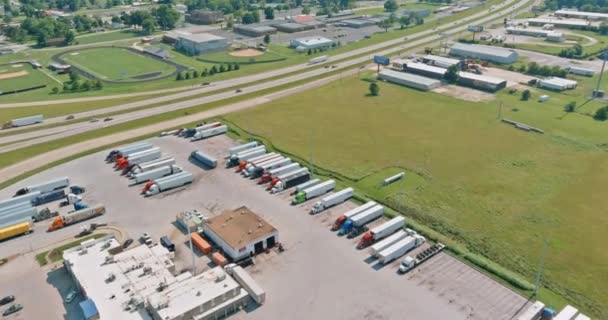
(545, 0, 608, 12)
(176, 63, 240, 80)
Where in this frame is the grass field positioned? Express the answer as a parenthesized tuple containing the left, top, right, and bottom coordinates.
(75, 31, 144, 45)
(61, 47, 176, 81)
(198, 50, 287, 64)
(224, 75, 608, 317)
(0, 64, 59, 92)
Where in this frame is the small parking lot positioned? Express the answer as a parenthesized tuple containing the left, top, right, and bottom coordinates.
(0, 134, 531, 320)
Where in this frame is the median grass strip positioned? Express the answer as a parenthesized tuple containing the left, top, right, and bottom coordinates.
(35, 233, 106, 266)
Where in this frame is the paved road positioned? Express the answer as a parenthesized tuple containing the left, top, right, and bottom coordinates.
(0, 0, 528, 152)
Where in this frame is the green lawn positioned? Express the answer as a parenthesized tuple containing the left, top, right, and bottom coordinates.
(75, 31, 144, 45)
(224, 74, 608, 317)
(0, 64, 59, 93)
(61, 47, 176, 81)
(198, 50, 287, 64)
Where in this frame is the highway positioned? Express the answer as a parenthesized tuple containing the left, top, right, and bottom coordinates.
(0, 0, 529, 154)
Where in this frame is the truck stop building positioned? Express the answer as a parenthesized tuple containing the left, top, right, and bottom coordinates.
(378, 69, 441, 91)
(203, 206, 278, 261)
(405, 61, 448, 79)
(538, 77, 578, 91)
(457, 71, 507, 92)
(175, 33, 228, 55)
(449, 43, 518, 64)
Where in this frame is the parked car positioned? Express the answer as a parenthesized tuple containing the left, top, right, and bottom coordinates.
(65, 291, 77, 303)
(2, 304, 22, 316)
(123, 238, 134, 249)
(0, 296, 14, 306)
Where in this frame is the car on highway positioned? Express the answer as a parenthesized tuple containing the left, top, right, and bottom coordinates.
(2, 304, 22, 316)
(65, 290, 77, 303)
(123, 238, 134, 249)
(104, 117, 113, 122)
(202, 82, 210, 85)
(65, 115, 75, 120)
(90, 118, 100, 123)
(0, 296, 14, 306)
(235, 89, 242, 93)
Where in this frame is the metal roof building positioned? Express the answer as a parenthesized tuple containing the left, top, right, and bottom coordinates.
(405, 61, 447, 79)
(527, 18, 598, 29)
(449, 43, 518, 64)
(567, 66, 595, 77)
(538, 77, 578, 91)
(378, 69, 441, 91)
(234, 24, 277, 37)
(421, 54, 462, 68)
(203, 206, 278, 261)
(555, 9, 608, 21)
(272, 22, 314, 33)
(457, 71, 507, 92)
(506, 27, 564, 42)
(175, 33, 228, 55)
(290, 36, 334, 50)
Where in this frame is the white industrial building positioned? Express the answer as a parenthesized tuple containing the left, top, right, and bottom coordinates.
(457, 71, 507, 92)
(449, 43, 519, 64)
(555, 9, 608, 21)
(506, 27, 564, 42)
(290, 36, 334, 51)
(378, 69, 441, 91)
(204, 206, 278, 261)
(421, 54, 462, 68)
(405, 61, 447, 79)
(527, 18, 598, 30)
(567, 66, 595, 77)
(63, 235, 263, 320)
(538, 77, 578, 91)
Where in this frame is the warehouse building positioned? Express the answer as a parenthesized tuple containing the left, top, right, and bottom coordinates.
(378, 69, 441, 91)
(405, 61, 447, 79)
(175, 33, 228, 55)
(457, 71, 507, 92)
(203, 206, 278, 261)
(527, 18, 598, 30)
(341, 18, 377, 28)
(290, 36, 334, 50)
(567, 66, 595, 77)
(234, 24, 277, 37)
(272, 22, 314, 33)
(449, 42, 519, 64)
(63, 236, 261, 320)
(555, 9, 608, 21)
(506, 27, 564, 42)
(538, 77, 578, 91)
(421, 54, 462, 69)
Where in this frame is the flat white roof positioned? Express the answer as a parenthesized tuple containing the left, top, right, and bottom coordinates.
(541, 77, 577, 86)
(292, 36, 333, 45)
(178, 33, 225, 43)
(423, 54, 461, 65)
(556, 9, 608, 19)
(451, 43, 516, 58)
(406, 61, 447, 74)
(379, 69, 441, 86)
(528, 18, 594, 26)
(147, 267, 241, 320)
(458, 71, 506, 85)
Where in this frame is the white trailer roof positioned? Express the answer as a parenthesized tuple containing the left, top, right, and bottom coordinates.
(451, 42, 516, 59)
(556, 9, 608, 19)
(458, 71, 507, 85)
(379, 69, 441, 86)
(406, 61, 448, 75)
(540, 77, 577, 87)
(423, 54, 460, 66)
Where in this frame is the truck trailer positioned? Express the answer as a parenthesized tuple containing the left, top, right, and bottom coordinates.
(270, 168, 310, 193)
(369, 230, 409, 256)
(0, 202, 33, 217)
(226, 146, 267, 168)
(106, 142, 153, 162)
(181, 122, 223, 138)
(357, 216, 405, 249)
(128, 158, 176, 176)
(331, 201, 377, 231)
(14, 177, 69, 196)
(144, 171, 194, 196)
(9, 115, 44, 128)
(553, 305, 579, 320)
(191, 125, 228, 141)
(291, 179, 321, 195)
(260, 163, 301, 184)
(244, 157, 289, 178)
(133, 165, 183, 184)
(190, 151, 218, 168)
(115, 148, 162, 170)
(292, 180, 336, 205)
(226, 141, 259, 158)
(48, 204, 106, 232)
(514, 301, 545, 320)
(0, 192, 41, 211)
(310, 187, 353, 214)
(31, 189, 66, 206)
(236, 152, 279, 173)
(377, 234, 425, 264)
(0, 208, 36, 226)
(0, 221, 33, 241)
(339, 204, 384, 236)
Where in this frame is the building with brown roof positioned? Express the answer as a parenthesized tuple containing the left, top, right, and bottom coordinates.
(203, 206, 278, 261)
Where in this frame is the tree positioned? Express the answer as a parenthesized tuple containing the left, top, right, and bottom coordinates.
(64, 30, 76, 45)
(378, 19, 393, 32)
(415, 16, 424, 25)
(263, 33, 271, 44)
(36, 31, 48, 47)
(594, 106, 608, 121)
(600, 22, 608, 35)
(233, 63, 240, 70)
(95, 80, 103, 89)
(192, 70, 199, 78)
(201, 68, 208, 76)
(185, 72, 191, 79)
(399, 16, 411, 29)
(219, 64, 226, 72)
(384, 0, 398, 12)
(71, 81, 80, 91)
(521, 89, 531, 101)
(176, 72, 183, 80)
(302, 5, 311, 14)
(307, 48, 312, 55)
(141, 17, 156, 34)
(63, 82, 70, 92)
(81, 80, 91, 91)
(51, 87, 59, 94)
(445, 65, 459, 83)
(69, 71, 80, 83)
(242, 12, 255, 24)
(210, 65, 218, 74)
(369, 82, 380, 96)
(264, 6, 274, 20)
(153, 4, 179, 30)
(564, 101, 576, 112)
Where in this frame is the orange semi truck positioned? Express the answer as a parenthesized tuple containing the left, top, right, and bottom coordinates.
(48, 205, 106, 232)
(191, 232, 211, 254)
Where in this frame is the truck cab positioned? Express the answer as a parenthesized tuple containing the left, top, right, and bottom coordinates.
(399, 256, 417, 273)
(292, 191, 307, 205)
(338, 220, 353, 235)
(357, 232, 374, 249)
(160, 236, 175, 252)
(311, 201, 324, 214)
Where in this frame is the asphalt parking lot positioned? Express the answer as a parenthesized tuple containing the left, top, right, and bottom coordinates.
(0, 134, 531, 320)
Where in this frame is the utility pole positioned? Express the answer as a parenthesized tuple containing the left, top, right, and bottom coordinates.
(309, 126, 314, 177)
(533, 239, 548, 296)
(593, 51, 607, 98)
(187, 221, 196, 274)
(497, 101, 503, 119)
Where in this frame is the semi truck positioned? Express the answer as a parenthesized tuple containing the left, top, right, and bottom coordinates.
(106, 142, 153, 162)
(291, 179, 321, 195)
(398, 242, 447, 273)
(270, 168, 310, 193)
(181, 122, 223, 138)
(226, 146, 267, 168)
(115, 148, 161, 170)
(0, 221, 33, 241)
(133, 165, 183, 184)
(0, 191, 41, 211)
(260, 163, 301, 184)
(143, 171, 193, 196)
(5, 115, 43, 128)
(31, 189, 66, 206)
(244, 157, 290, 178)
(191, 125, 228, 141)
(331, 201, 377, 231)
(14, 177, 69, 196)
(310, 187, 353, 214)
(226, 141, 259, 158)
(338, 204, 384, 237)
(236, 152, 280, 173)
(32, 208, 58, 222)
(127, 158, 175, 176)
(48, 204, 106, 232)
(190, 151, 218, 168)
(370, 230, 409, 256)
(309, 55, 328, 64)
(292, 180, 336, 205)
(377, 234, 425, 265)
(357, 216, 405, 249)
